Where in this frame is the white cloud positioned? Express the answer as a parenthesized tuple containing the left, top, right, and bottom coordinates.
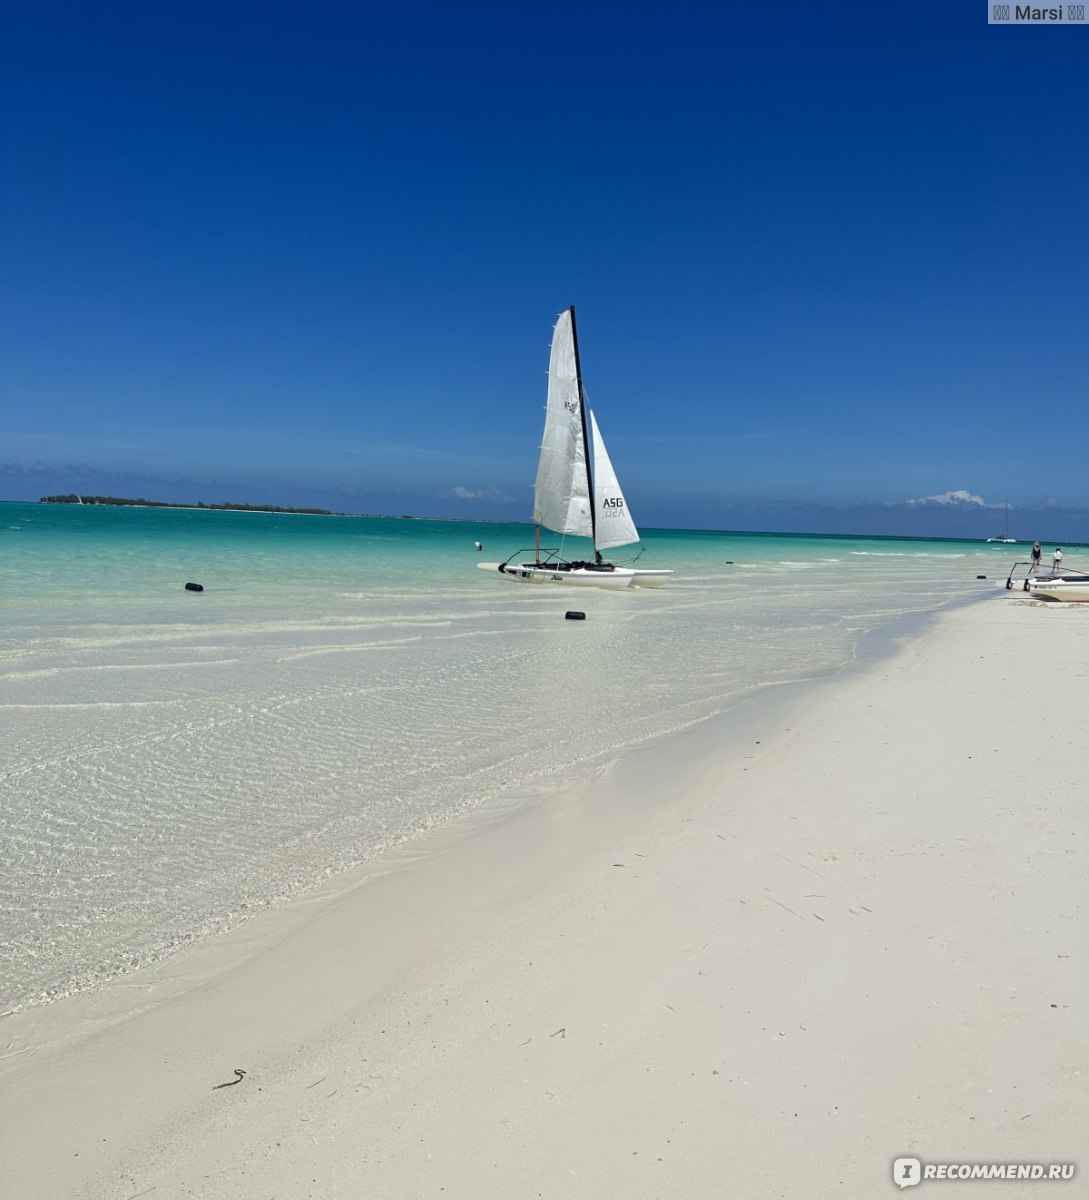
(905, 489, 988, 508)
(446, 485, 514, 504)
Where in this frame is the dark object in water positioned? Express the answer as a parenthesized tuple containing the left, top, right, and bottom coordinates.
(185, 581, 204, 592)
(565, 610, 586, 620)
(977, 575, 987, 580)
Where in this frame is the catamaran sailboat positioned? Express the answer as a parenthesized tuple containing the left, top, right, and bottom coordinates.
(478, 307, 672, 589)
(986, 504, 1017, 543)
(1006, 558, 1089, 602)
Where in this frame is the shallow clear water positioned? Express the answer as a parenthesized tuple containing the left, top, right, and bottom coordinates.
(0, 502, 1022, 1009)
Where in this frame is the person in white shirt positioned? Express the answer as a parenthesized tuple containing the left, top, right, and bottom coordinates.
(1052, 547, 1063, 572)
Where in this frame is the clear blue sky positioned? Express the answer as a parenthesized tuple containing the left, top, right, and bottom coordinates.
(2, 2, 1087, 538)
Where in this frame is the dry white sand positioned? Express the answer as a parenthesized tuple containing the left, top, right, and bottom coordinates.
(3, 593, 1086, 1199)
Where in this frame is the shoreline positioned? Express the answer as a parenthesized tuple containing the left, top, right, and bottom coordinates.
(3, 592, 1085, 1198)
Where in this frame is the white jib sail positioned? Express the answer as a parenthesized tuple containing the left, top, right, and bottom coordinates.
(533, 308, 592, 538)
(590, 411, 640, 551)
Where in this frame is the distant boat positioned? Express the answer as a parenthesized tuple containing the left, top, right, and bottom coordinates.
(986, 504, 1017, 543)
(478, 307, 672, 589)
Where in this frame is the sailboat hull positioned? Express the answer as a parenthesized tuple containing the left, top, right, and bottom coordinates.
(478, 562, 635, 588)
(1023, 575, 1089, 602)
(628, 569, 673, 588)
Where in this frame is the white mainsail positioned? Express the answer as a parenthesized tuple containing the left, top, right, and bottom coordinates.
(590, 411, 639, 551)
(533, 308, 592, 538)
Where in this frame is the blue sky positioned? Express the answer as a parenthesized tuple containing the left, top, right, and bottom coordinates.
(2, 2, 1087, 538)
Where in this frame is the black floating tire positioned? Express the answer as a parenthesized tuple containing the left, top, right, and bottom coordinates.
(565, 610, 586, 620)
(185, 582, 204, 592)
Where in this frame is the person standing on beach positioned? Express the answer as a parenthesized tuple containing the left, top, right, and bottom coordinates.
(1053, 547, 1063, 572)
(1031, 541, 1042, 574)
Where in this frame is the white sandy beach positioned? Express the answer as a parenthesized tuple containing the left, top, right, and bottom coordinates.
(2, 592, 1085, 1199)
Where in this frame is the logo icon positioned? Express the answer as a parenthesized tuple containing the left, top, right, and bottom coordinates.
(893, 1157, 923, 1189)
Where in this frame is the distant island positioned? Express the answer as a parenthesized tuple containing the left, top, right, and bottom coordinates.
(40, 494, 336, 515)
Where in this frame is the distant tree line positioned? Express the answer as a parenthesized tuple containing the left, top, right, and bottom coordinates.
(40, 494, 335, 515)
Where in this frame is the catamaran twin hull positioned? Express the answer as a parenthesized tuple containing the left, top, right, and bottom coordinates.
(477, 562, 670, 589)
(624, 569, 672, 588)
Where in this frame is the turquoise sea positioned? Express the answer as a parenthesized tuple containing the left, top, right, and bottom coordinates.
(0, 501, 1029, 1011)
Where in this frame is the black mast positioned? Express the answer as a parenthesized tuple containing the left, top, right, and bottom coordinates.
(568, 305, 598, 560)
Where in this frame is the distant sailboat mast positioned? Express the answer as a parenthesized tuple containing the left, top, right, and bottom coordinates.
(986, 501, 1016, 543)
